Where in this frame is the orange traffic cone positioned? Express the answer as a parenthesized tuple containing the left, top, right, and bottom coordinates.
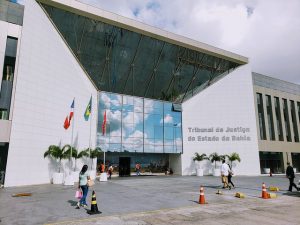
(87, 190, 101, 215)
(199, 186, 206, 204)
(262, 183, 268, 199)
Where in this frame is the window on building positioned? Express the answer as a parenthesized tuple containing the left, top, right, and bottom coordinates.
(265, 95, 275, 140)
(97, 92, 183, 154)
(282, 99, 291, 142)
(274, 97, 283, 141)
(0, 36, 18, 120)
(290, 100, 299, 142)
(256, 93, 266, 140)
(297, 102, 300, 135)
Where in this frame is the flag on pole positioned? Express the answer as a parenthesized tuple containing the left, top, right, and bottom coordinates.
(63, 116, 70, 129)
(63, 99, 74, 130)
(84, 96, 92, 121)
(102, 110, 107, 135)
(69, 99, 74, 121)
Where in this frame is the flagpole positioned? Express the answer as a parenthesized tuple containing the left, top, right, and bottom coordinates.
(102, 110, 106, 168)
(70, 98, 75, 174)
(89, 95, 92, 169)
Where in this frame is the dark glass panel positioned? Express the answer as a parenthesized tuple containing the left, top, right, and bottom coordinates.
(256, 93, 266, 140)
(41, 4, 240, 102)
(274, 97, 283, 141)
(265, 95, 275, 140)
(282, 99, 291, 142)
(290, 100, 299, 142)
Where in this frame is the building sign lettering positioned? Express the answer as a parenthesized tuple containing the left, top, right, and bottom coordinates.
(187, 126, 251, 142)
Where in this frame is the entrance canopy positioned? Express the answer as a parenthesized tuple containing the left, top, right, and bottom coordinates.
(38, 0, 247, 102)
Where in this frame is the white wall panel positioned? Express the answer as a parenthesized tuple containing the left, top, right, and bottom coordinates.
(181, 65, 261, 176)
(5, 0, 97, 186)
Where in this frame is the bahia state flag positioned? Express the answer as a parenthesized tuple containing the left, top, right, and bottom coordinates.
(84, 96, 92, 121)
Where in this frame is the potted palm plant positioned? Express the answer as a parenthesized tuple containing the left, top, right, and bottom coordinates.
(226, 152, 241, 168)
(209, 152, 222, 176)
(63, 146, 90, 183)
(64, 146, 89, 171)
(44, 145, 68, 184)
(85, 147, 102, 180)
(193, 153, 208, 176)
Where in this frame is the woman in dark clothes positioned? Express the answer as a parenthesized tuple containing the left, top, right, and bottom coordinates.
(228, 164, 235, 188)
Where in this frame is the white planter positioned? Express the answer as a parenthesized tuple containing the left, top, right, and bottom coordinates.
(213, 168, 221, 176)
(99, 172, 108, 182)
(263, 168, 270, 174)
(72, 171, 80, 183)
(196, 169, 204, 176)
(293, 168, 297, 173)
(64, 174, 74, 186)
(52, 173, 64, 184)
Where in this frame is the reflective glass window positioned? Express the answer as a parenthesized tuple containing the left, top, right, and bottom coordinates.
(256, 93, 266, 140)
(290, 100, 299, 142)
(265, 95, 275, 140)
(282, 99, 291, 142)
(97, 91, 182, 153)
(274, 97, 284, 141)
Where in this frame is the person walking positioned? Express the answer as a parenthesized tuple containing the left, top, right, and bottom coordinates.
(221, 160, 231, 189)
(286, 162, 299, 192)
(77, 165, 90, 209)
(100, 162, 105, 173)
(227, 164, 235, 188)
(108, 165, 113, 180)
(135, 163, 141, 176)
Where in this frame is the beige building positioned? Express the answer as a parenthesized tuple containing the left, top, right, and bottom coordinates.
(253, 73, 300, 174)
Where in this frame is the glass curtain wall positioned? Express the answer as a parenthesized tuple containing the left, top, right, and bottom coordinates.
(274, 97, 283, 141)
(97, 92, 182, 153)
(290, 100, 299, 142)
(298, 102, 300, 127)
(265, 95, 275, 140)
(256, 93, 266, 140)
(0, 36, 18, 120)
(259, 151, 284, 174)
(282, 99, 291, 142)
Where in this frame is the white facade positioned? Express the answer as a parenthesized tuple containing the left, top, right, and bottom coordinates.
(3, 0, 299, 187)
(181, 65, 261, 176)
(4, 0, 97, 187)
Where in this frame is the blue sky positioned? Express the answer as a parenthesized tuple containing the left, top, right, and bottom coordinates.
(17, 0, 300, 84)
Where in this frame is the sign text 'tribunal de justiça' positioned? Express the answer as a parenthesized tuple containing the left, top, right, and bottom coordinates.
(187, 127, 251, 142)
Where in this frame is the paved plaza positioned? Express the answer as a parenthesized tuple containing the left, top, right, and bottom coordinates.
(0, 175, 299, 225)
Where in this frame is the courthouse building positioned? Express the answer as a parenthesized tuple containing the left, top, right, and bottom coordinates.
(0, 0, 299, 186)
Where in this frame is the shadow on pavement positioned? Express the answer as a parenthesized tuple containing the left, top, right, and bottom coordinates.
(282, 192, 300, 197)
(68, 200, 78, 206)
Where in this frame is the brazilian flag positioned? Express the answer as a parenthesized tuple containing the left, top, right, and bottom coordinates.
(84, 96, 92, 121)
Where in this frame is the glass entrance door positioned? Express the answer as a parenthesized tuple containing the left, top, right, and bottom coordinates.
(119, 157, 131, 177)
(259, 151, 284, 174)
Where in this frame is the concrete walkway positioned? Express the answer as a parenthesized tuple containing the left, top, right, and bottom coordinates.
(0, 175, 299, 225)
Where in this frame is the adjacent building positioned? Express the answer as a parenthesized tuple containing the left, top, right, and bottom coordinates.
(0, 0, 299, 187)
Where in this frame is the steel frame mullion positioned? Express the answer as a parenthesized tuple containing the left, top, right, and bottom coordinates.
(180, 65, 199, 103)
(77, 18, 87, 56)
(165, 48, 186, 97)
(99, 27, 118, 84)
(144, 42, 166, 97)
(122, 35, 143, 93)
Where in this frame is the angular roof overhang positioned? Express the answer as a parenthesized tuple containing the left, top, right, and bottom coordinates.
(36, 0, 248, 102)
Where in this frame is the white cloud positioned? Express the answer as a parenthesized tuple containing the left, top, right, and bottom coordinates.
(160, 114, 173, 124)
(78, 0, 300, 84)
